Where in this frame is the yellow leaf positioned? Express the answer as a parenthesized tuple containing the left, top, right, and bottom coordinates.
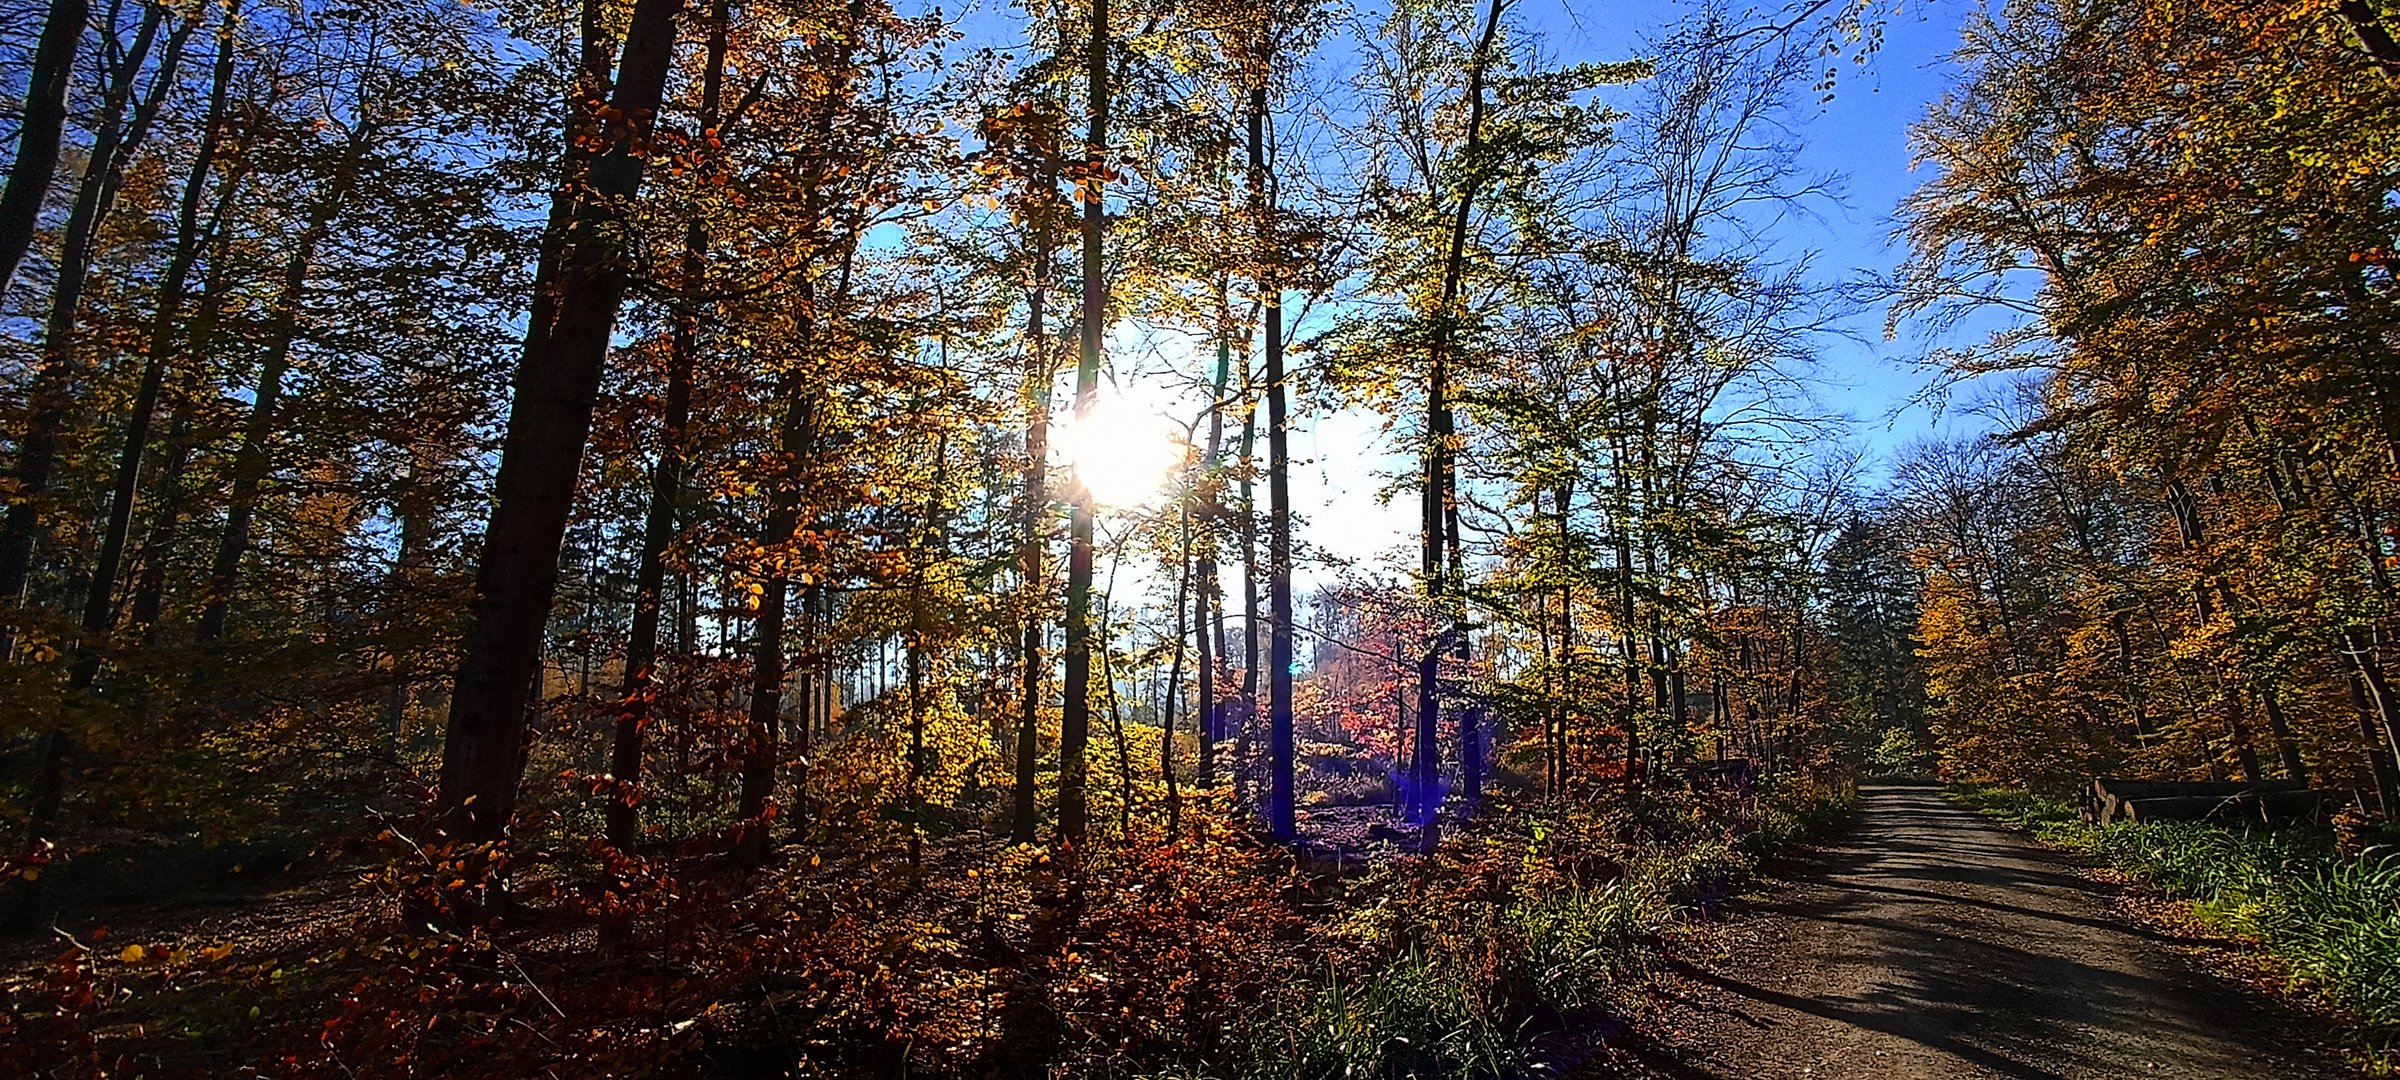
(119, 944, 147, 963)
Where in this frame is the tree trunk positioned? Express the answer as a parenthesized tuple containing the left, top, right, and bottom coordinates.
(1411, 0, 1505, 849)
(1237, 400, 1259, 808)
(2339, 0, 2400, 81)
(382, 462, 435, 744)
(2255, 679, 2308, 784)
(1196, 315, 1229, 791)
(0, 0, 91, 295)
(739, 382, 815, 871)
(2345, 628, 2400, 788)
(131, 230, 240, 633)
(0, 7, 179, 650)
(609, 0, 726, 856)
(2346, 662, 2400, 817)
(1249, 84, 1296, 844)
(1165, 500, 1190, 833)
(82, 3, 236, 668)
(10, 15, 192, 907)
(1448, 448, 1476, 805)
(904, 439, 946, 875)
(1554, 483, 1576, 794)
(1012, 190, 1055, 844)
(1058, 0, 1108, 845)
(435, 0, 689, 850)
(196, 143, 366, 641)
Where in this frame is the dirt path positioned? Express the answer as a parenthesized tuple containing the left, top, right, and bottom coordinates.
(1618, 782, 2343, 1079)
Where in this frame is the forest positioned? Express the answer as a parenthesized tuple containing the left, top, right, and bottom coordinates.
(0, 0, 2397, 1074)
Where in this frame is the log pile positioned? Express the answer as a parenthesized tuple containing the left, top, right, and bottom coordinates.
(2082, 778, 2345, 826)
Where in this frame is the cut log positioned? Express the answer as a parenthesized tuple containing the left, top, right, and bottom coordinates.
(2087, 777, 2309, 824)
(2117, 789, 2345, 825)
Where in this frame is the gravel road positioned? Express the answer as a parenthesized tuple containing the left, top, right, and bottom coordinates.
(1617, 781, 2343, 1079)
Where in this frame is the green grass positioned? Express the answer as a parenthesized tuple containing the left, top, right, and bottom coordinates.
(1951, 783, 2400, 1064)
(1234, 777, 1858, 1079)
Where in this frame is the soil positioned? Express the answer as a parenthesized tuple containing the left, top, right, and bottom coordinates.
(1593, 781, 2348, 1079)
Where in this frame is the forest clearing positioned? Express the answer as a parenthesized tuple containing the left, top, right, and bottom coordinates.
(3, 0, 2400, 1074)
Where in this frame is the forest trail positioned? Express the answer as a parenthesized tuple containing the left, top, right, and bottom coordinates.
(1623, 782, 2341, 1079)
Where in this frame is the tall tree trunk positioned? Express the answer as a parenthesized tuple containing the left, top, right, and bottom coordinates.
(792, 582, 827, 839)
(1249, 83, 1296, 844)
(1, 7, 179, 650)
(382, 461, 434, 744)
(607, 0, 727, 856)
(10, 15, 192, 912)
(2345, 628, 2400, 788)
(2255, 680, 2309, 784)
(1411, 0, 1505, 850)
(1165, 500, 1190, 833)
(0, 0, 90, 295)
(2347, 663, 2400, 817)
(1012, 191, 1055, 845)
(196, 141, 367, 641)
(83, 1, 236, 664)
(740, 380, 815, 871)
(1554, 482, 1576, 794)
(2164, 479, 2264, 784)
(1236, 400, 1259, 807)
(1058, 0, 1108, 844)
(903, 436, 947, 876)
(131, 215, 242, 633)
(1196, 312, 1229, 791)
(435, 0, 689, 849)
(1448, 451, 1477, 805)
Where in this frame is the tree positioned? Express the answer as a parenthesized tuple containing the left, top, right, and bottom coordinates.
(434, 0, 691, 850)
(1058, 0, 1111, 845)
(0, 0, 90, 295)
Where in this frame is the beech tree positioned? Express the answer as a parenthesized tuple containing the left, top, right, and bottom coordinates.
(433, 0, 691, 848)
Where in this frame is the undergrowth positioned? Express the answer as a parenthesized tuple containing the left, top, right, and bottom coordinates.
(2, 775, 1857, 1079)
(1233, 773, 1856, 1079)
(1950, 782, 2400, 1069)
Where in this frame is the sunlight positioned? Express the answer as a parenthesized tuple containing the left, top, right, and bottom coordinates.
(1054, 389, 1187, 510)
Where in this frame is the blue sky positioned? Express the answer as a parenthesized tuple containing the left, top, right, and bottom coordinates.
(1520, 0, 1991, 462)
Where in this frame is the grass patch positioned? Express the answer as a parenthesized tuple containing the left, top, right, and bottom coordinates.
(1951, 782, 2400, 1067)
(1231, 776, 1857, 1079)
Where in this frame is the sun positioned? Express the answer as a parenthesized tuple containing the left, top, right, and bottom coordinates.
(1055, 390, 1187, 510)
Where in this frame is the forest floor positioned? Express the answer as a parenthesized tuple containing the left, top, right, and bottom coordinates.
(1591, 781, 2351, 1079)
